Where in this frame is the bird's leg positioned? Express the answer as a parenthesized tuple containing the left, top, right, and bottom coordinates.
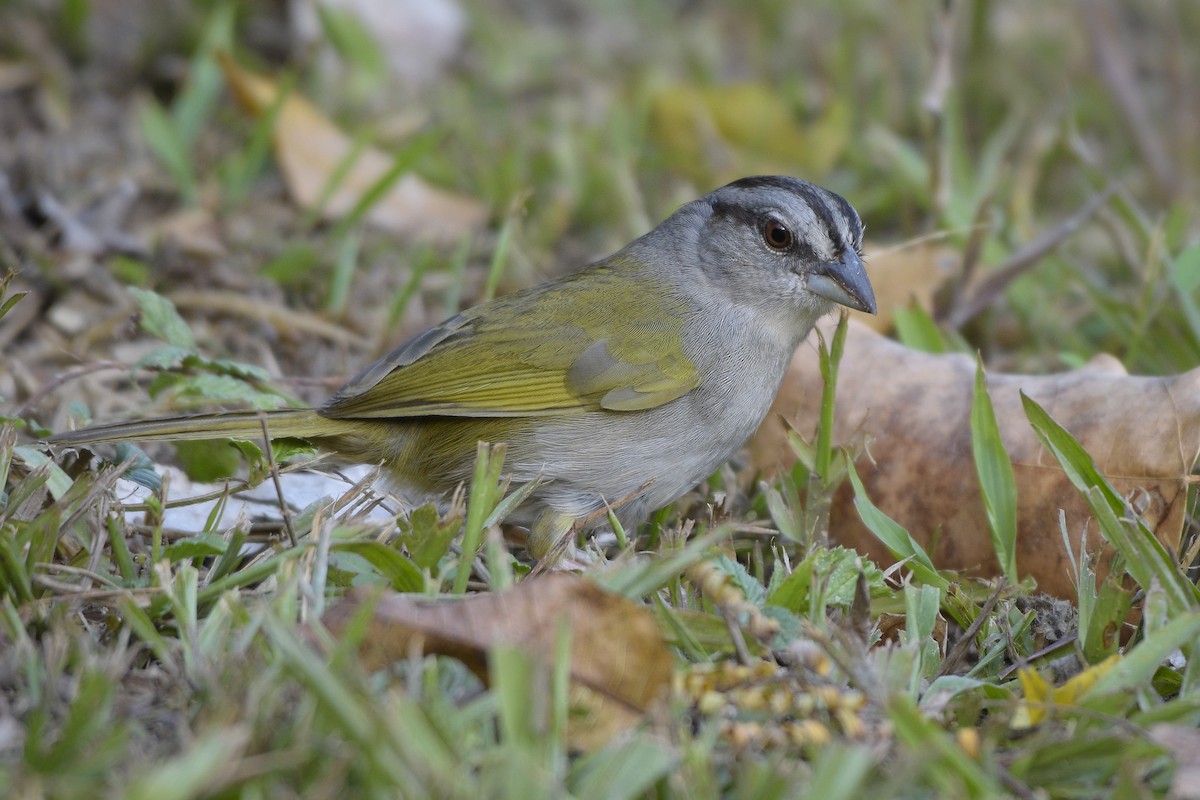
(528, 509, 578, 572)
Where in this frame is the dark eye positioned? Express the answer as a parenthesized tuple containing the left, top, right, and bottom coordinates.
(762, 218, 793, 251)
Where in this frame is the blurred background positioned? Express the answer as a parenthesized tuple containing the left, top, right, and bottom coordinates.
(1, 0, 1198, 429)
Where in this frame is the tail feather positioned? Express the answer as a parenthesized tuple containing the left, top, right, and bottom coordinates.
(48, 408, 347, 446)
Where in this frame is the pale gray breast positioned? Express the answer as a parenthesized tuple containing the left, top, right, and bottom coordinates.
(511, 301, 802, 517)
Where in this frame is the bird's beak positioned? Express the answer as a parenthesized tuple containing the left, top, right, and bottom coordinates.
(807, 250, 877, 315)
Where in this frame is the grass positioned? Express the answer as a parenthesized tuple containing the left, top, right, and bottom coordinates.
(2, 0, 1200, 797)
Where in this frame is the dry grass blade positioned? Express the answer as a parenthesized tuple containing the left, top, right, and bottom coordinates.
(1076, 0, 1177, 198)
(945, 187, 1115, 328)
(168, 290, 372, 348)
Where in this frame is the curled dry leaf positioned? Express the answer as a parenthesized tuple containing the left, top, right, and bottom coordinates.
(322, 573, 674, 750)
(218, 55, 487, 244)
(748, 319, 1196, 599)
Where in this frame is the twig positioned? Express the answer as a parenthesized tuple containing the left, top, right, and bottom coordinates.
(944, 187, 1115, 329)
(168, 289, 372, 349)
(938, 578, 1006, 677)
(15, 360, 129, 417)
(34, 562, 126, 590)
(997, 765, 1038, 800)
(723, 607, 754, 666)
(998, 632, 1080, 682)
(922, 0, 956, 224)
(259, 413, 297, 547)
(1076, 0, 1176, 198)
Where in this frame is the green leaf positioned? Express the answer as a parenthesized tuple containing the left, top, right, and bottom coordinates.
(204, 358, 273, 382)
(128, 288, 196, 349)
(0, 288, 27, 323)
(1170, 243, 1200, 344)
(570, 733, 676, 800)
(136, 100, 197, 205)
(134, 345, 192, 371)
(1083, 611, 1200, 699)
(1080, 569, 1135, 663)
(920, 675, 1011, 713)
(768, 546, 884, 613)
(114, 443, 162, 492)
(709, 552, 766, 608)
(397, 504, 462, 572)
(260, 244, 321, 285)
(314, 3, 388, 84)
(330, 541, 424, 592)
(172, 374, 283, 409)
(798, 745, 874, 800)
(174, 439, 242, 483)
(893, 304, 947, 353)
(887, 694, 1002, 797)
(162, 534, 228, 563)
(1171, 243, 1200, 294)
(970, 357, 1018, 583)
(11, 445, 75, 500)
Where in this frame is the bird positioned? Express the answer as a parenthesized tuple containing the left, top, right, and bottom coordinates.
(51, 176, 876, 556)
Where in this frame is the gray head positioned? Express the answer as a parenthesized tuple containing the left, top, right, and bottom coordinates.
(649, 175, 876, 319)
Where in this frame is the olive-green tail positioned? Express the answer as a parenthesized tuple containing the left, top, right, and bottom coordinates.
(48, 408, 348, 446)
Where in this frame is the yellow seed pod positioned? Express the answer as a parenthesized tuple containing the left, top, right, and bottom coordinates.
(768, 688, 793, 716)
(836, 707, 866, 739)
(957, 727, 981, 759)
(792, 691, 816, 716)
(734, 686, 768, 711)
(841, 690, 867, 712)
(815, 685, 844, 709)
(787, 719, 831, 747)
(697, 690, 727, 715)
(753, 660, 780, 679)
(726, 721, 763, 748)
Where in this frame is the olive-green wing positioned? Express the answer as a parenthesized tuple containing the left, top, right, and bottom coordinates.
(320, 267, 700, 419)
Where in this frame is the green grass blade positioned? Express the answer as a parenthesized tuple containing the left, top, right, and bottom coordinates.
(814, 313, 848, 483)
(454, 442, 506, 594)
(887, 694, 1002, 797)
(893, 303, 947, 353)
(970, 356, 1018, 583)
(848, 462, 948, 590)
(1021, 392, 1199, 613)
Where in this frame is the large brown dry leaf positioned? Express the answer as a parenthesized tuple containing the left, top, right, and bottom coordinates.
(323, 573, 674, 750)
(219, 56, 487, 243)
(859, 241, 959, 333)
(748, 319, 1198, 599)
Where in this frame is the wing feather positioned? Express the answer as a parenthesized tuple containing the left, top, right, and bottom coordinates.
(320, 263, 701, 420)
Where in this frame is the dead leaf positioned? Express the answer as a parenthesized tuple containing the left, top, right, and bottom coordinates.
(323, 573, 674, 750)
(218, 55, 487, 243)
(748, 319, 1197, 599)
(152, 208, 227, 258)
(861, 240, 959, 333)
(874, 611, 947, 649)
